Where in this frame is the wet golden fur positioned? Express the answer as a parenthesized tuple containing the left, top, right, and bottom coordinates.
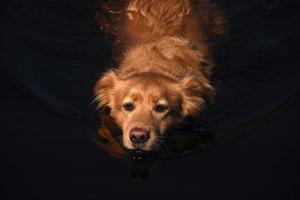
(94, 0, 226, 150)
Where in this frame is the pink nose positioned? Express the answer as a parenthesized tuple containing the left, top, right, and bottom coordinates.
(129, 128, 150, 144)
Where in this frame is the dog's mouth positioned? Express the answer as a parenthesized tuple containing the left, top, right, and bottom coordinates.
(126, 149, 155, 158)
(124, 140, 158, 152)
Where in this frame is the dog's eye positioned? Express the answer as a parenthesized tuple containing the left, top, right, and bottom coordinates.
(154, 104, 168, 113)
(123, 102, 135, 112)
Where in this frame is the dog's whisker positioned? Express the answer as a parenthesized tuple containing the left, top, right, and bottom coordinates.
(157, 136, 170, 139)
(155, 142, 163, 154)
(153, 143, 159, 153)
(158, 142, 167, 155)
(157, 136, 176, 141)
(158, 137, 178, 145)
(157, 140, 170, 155)
(164, 142, 171, 155)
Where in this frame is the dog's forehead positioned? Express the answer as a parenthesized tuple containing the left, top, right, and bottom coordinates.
(127, 86, 167, 99)
(123, 83, 180, 105)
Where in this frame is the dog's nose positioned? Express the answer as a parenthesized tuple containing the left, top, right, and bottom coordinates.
(130, 128, 150, 144)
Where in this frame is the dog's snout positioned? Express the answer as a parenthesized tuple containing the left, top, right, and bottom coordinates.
(130, 128, 150, 144)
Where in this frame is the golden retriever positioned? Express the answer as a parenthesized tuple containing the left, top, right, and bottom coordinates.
(94, 0, 226, 151)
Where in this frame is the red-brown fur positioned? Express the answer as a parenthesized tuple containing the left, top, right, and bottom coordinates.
(94, 0, 226, 151)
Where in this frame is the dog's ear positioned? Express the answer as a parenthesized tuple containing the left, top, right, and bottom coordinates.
(177, 74, 214, 117)
(94, 70, 120, 111)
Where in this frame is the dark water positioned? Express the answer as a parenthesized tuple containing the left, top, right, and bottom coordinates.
(1, 0, 300, 199)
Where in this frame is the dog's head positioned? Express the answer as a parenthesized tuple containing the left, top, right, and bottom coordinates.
(94, 70, 213, 151)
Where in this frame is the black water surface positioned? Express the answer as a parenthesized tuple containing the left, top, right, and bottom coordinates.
(1, 0, 300, 199)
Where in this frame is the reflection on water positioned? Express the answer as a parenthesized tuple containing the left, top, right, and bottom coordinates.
(94, 113, 218, 181)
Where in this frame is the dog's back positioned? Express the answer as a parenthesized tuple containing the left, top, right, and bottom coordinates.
(125, 0, 191, 42)
(96, 0, 226, 67)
